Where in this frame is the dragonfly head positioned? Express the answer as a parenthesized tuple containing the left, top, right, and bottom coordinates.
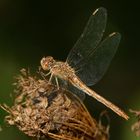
(40, 56, 55, 71)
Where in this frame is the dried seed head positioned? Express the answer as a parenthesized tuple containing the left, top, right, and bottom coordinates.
(130, 109, 140, 137)
(1, 69, 109, 140)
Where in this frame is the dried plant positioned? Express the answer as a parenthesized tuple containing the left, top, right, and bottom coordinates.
(1, 69, 109, 140)
(130, 109, 140, 137)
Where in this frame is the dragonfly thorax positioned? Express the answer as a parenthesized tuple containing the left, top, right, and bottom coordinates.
(40, 56, 75, 79)
(40, 56, 55, 71)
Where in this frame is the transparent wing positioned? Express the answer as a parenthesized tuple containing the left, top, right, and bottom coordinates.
(74, 32, 121, 86)
(57, 77, 85, 101)
(66, 7, 107, 70)
(67, 83, 85, 101)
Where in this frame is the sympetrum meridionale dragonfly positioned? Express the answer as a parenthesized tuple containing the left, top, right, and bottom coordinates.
(40, 7, 129, 120)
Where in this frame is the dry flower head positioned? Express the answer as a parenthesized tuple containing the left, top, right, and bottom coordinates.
(130, 109, 140, 137)
(1, 69, 109, 140)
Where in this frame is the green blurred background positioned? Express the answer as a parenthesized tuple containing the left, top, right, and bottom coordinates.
(0, 0, 140, 140)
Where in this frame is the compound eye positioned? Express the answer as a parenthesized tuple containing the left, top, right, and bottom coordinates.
(40, 57, 49, 70)
(40, 56, 54, 71)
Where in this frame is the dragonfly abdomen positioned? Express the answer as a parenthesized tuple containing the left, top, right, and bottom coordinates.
(69, 76, 129, 120)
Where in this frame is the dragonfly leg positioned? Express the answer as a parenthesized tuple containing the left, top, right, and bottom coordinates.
(40, 71, 51, 81)
(49, 73, 53, 83)
(55, 77, 59, 89)
(45, 71, 51, 77)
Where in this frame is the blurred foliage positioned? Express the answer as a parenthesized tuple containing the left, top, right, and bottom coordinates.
(0, 0, 140, 140)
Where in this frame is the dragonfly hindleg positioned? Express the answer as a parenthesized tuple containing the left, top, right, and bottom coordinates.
(55, 77, 59, 89)
(48, 74, 59, 89)
(49, 73, 53, 83)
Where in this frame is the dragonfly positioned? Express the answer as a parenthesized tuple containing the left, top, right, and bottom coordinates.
(40, 7, 129, 120)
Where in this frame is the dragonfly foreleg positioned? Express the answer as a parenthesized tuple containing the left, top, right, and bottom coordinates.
(40, 70, 51, 78)
(45, 71, 51, 77)
(40, 70, 52, 82)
